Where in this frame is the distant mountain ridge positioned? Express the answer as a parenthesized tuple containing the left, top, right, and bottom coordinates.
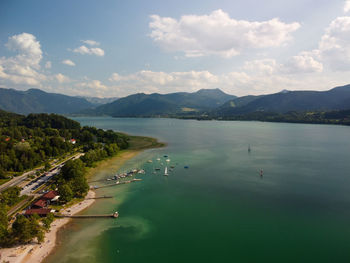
(0, 88, 95, 115)
(1, 84, 350, 117)
(86, 89, 237, 117)
(213, 84, 350, 116)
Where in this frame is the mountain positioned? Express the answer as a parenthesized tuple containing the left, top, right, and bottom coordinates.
(213, 84, 350, 116)
(87, 89, 236, 117)
(0, 88, 95, 115)
(77, 96, 119, 106)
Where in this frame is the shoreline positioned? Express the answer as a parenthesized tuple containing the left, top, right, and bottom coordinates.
(0, 150, 145, 263)
(0, 190, 96, 263)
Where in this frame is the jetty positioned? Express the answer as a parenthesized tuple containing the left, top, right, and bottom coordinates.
(91, 179, 142, 189)
(54, 211, 119, 219)
(86, 195, 113, 200)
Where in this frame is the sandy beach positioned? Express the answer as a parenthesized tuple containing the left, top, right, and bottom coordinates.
(0, 190, 96, 263)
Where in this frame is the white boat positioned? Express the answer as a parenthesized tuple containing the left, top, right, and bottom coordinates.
(164, 166, 168, 176)
(156, 158, 160, 161)
(166, 159, 170, 162)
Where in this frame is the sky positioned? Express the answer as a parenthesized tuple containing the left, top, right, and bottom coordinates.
(1, 0, 350, 98)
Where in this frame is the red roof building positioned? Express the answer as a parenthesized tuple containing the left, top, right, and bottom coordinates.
(32, 199, 47, 209)
(24, 208, 52, 217)
(42, 191, 59, 200)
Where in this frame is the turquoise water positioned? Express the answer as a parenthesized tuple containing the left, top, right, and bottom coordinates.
(46, 118, 350, 263)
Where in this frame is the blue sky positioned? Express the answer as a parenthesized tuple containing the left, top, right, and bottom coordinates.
(0, 0, 350, 97)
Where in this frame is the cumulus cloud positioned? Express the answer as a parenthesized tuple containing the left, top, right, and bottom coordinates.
(345, 1, 350, 13)
(55, 73, 70, 83)
(109, 70, 219, 94)
(73, 45, 104, 56)
(149, 9, 300, 58)
(82, 40, 100, 46)
(62, 59, 75, 66)
(318, 16, 350, 70)
(0, 33, 46, 86)
(283, 52, 323, 73)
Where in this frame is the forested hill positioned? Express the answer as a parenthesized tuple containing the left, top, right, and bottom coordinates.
(85, 88, 236, 117)
(0, 88, 95, 115)
(214, 84, 350, 116)
(0, 110, 129, 178)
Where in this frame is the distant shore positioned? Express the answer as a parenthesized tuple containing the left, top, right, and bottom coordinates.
(0, 135, 164, 263)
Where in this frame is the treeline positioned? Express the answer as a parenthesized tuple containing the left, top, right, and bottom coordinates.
(175, 109, 350, 126)
(0, 110, 129, 178)
(0, 187, 54, 247)
(212, 110, 350, 125)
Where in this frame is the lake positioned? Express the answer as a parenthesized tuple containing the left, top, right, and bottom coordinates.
(46, 117, 350, 263)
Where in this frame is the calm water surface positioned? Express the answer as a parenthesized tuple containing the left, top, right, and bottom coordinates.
(46, 118, 350, 263)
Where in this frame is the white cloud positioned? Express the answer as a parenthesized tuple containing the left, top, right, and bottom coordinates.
(344, 1, 350, 13)
(283, 52, 323, 73)
(73, 45, 104, 56)
(149, 9, 300, 58)
(0, 33, 46, 86)
(318, 16, 350, 70)
(45, 61, 52, 69)
(55, 73, 70, 83)
(62, 59, 76, 66)
(82, 40, 100, 46)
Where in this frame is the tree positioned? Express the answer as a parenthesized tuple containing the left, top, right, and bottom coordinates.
(42, 213, 54, 231)
(44, 161, 51, 171)
(0, 204, 9, 246)
(61, 159, 85, 181)
(58, 184, 73, 203)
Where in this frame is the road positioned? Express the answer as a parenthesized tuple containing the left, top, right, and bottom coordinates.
(0, 152, 84, 195)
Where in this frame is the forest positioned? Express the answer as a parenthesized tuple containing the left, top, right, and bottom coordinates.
(0, 110, 129, 178)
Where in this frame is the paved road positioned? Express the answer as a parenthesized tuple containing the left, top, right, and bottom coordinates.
(0, 152, 84, 195)
(0, 170, 37, 193)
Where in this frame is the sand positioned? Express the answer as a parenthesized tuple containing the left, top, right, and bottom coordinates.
(0, 190, 96, 263)
(0, 150, 144, 263)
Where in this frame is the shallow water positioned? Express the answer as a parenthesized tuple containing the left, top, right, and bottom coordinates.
(46, 118, 350, 263)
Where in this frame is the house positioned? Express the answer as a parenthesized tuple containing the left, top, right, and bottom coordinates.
(42, 190, 60, 203)
(5, 137, 10, 142)
(32, 199, 47, 209)
(69, 139, 76, 144)
(24, 208, 53, 217)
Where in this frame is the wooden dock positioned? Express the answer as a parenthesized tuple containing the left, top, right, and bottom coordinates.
(91, 179, 142, 190)
(54, 211, 119, 219)
(86, 195, 113, 200)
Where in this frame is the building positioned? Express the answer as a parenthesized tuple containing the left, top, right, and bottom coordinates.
(24, 208, 53, 217)
(42, 190, 60, 203)
(32, 199, 47, 209)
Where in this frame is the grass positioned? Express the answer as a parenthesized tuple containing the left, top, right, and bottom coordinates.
(0, 178, 11, 185)
(127, 135, 165, 150)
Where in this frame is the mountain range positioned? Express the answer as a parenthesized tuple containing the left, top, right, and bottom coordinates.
(0, 88, 95, 115)
(85, 89, 236, 117)
(213, 84, 350, 116)
(0, 84, 350, 118)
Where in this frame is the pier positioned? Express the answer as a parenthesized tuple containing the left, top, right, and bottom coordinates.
(86, 195, 113, 200)
(54, 211, 119, 219)
(91, 179, 142, 189)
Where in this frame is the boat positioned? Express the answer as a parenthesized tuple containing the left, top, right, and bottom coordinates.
(170, 165, 175, 168)
(184, 166, 189, 169)
(166, 159, 170, 162)
(248, 145, 251, 152)
(163, 155, 168, 158)
(147, 160, 153, 163)
(156, 158, 160, 161)
(164, 166, 168, 176)
(155, 168, 160, 171)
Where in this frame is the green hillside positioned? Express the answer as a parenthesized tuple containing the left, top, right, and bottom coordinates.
(0, 88, 95, 115)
